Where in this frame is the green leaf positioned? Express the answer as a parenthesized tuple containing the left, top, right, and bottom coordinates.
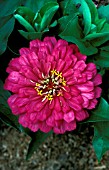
(59, 15, 83, 41)
(0, 15, 15, 55)
(87, 98, 109, 122)
(49, 20, 57, 28)
(60, 0, 78, 15)
(85, 32, 109, 47)
(26, 130, 52, 160)
(14, 14, 35, 32)
(72, 0, 91, 35)
(87, 98, 109, 161)
(100, 45, 109, 52)
(15, 6, 35, 24)
(40, 2, 59, 31)
(0, 79, 20, 130)
(93, 121, 109, 162)
(23, 0, 56, 13)
(35, 2, 59, 32)
(94, 50, 109, 68)
(59, 16, 98, 55)
(85, 0, 98, 23)
(58, 15, 76, 32)
(0, 106, 19, 131)
(98, 5, 109, 24)
(0, 0, 22, 17)
(18, 30, 42, 40)
(96, 18, 106, 33)
(100, 22, 109, 33)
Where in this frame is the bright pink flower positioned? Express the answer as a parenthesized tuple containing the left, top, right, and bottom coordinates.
(4, 37, 102, 134)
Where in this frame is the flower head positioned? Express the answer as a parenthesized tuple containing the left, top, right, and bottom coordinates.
(4, 37, 102, 134)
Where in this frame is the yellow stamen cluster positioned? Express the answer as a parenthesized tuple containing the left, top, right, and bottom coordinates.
(34, 69, 66, 101)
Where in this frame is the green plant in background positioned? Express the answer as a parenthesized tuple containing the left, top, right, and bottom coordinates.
(0, 0, 109, 162)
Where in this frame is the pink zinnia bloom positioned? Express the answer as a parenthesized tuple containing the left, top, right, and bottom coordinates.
(4, 37, 102, 134)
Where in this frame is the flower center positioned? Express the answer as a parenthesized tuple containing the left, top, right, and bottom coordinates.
(35, 69, 66, 101)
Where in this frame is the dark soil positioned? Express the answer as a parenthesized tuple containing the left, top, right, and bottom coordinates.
(0, 123, 109, 170)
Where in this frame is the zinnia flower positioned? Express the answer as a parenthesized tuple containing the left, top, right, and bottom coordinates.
(4, 37, 102, 134)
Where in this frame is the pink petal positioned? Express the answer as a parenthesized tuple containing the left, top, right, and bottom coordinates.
(68, 99, 82, 111)
(63, 91, 71, 99)
(19, 54, 30, 66)
(63, 69, 73, 78)
(72, 95, 84, 104)
(14, 97, 29, 107)
(77, 73, 87, 83)
(20, 66, 38, 81)
(54, 97, 61, 111)
(82, 91, 95, 99)
(29, 112, 37, 121)
(19, 48, 30, 55)
(70, 54, 77, 66)
(54, 110, 63, 120)
(6, 58, 21, 73)
(59, 46, 67, 59)
(19, 87, 36, 97)
(19, 114, 28, 127)
(82, 96, 89, 108)
(86, 63, 97, 76)
(56, 59, 65, 72)
(30, 39, 41, 48)
(76, 81, 94, 92)
(36, 104, 50, 121)
(49, 99, 55, 109)
(75, 52, 87, 61)
(53, 50, 60, 61)
(39, 121, 52, 133)
(73, 60, 86, 72)
(93, 74, 102, 86)
(53, 123, 66, 134)
(35, 99, 48, 112)
(46, 115, 55, 127)
(28, 122, 39, 132)
(87, 99, 98, 109)
(75, 110, 89, 121)
(84, 71, 93, 80)
(59, 97, 70, 113)
(55, 39, 68, 49)
(63, 120, 76, 131)
(64, 111, 75, 123)
(44, 37, 57, 47)
(95, 87, 102, 98)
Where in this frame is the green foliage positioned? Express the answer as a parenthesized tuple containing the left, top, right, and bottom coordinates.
(93, 122, 109, 162)
(59, 0, 78, 16)
(34, 2, 59, 32)
(14, 1, 59, 40)
(0, 0, 23, 55)
(14, 14, 35, 32)
(94, 50, 109, 68)
(18, 30, 43, 40)
(15, 6, 35, 24)
(86, 98, 109, 161)
(73, 0, 92, 36)
(0, 79, 20, 130)
(98, 5, 109, 24)
(23, 0, 56, 13)
(0, 0, 22, 17)
(59, 15, 98, 55)
(26, 130, 52, 160)
(87, 98, 109, 122)
(59, 0, 109, 61)
(0, 15, 15, 55)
